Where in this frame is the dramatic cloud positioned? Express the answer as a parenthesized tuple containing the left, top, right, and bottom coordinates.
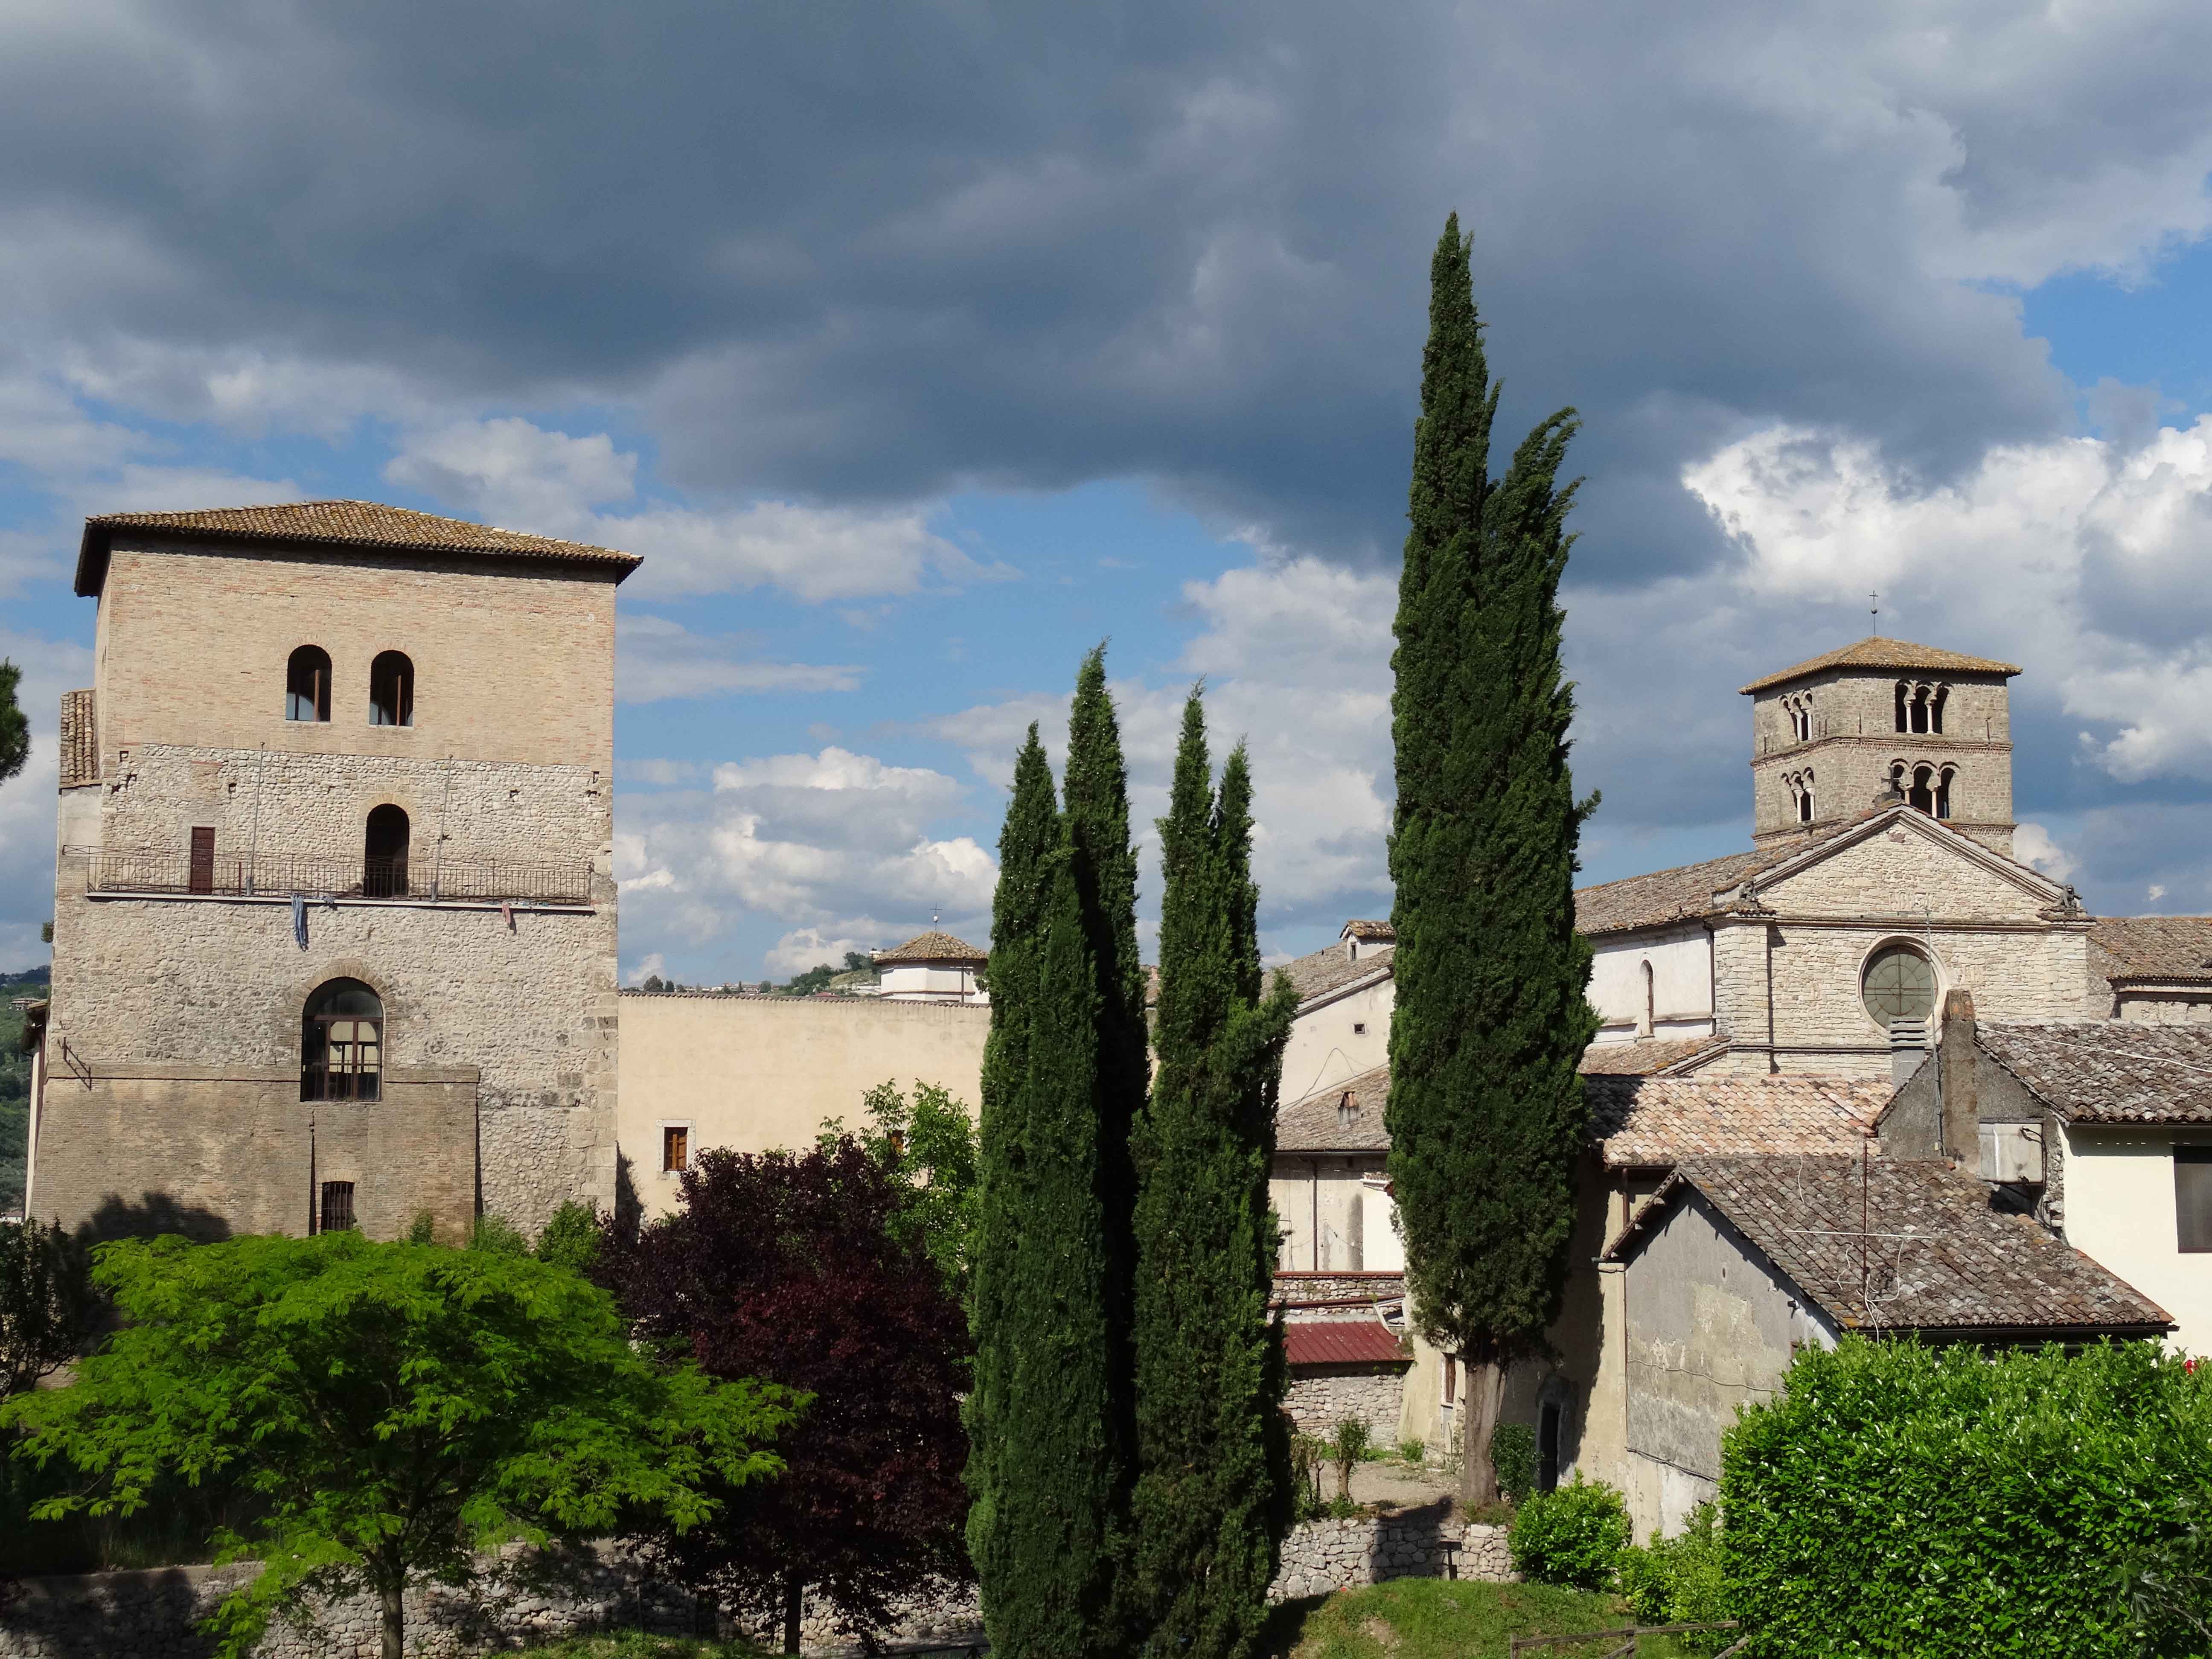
(0, 630, 95, 963)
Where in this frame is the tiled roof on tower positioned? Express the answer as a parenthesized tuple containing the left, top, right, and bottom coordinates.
(77, 500, 642, 595)
(873, 930, 987, 964)
(1739, 636, 2021, 694)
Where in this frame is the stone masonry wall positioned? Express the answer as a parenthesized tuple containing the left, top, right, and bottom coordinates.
(90, 745, 609, 880)
(0, 1555, 981, 1659)
(1285, 1371, 1406, 1439)
(1268, 1516, 1513, 1602)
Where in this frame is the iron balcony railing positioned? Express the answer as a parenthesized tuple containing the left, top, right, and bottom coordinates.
(84, 847, 595, 905)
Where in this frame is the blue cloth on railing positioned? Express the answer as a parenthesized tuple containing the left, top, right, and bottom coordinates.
(291, 894, 307, 950)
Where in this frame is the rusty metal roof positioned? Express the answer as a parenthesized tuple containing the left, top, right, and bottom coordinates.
(1283, 1318, 1409, 1368)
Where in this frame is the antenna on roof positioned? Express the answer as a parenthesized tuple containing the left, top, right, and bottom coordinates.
(1870, 591, 1880, 636)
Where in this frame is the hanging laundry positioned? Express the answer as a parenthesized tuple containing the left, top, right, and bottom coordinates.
(291, 893, 307, 950)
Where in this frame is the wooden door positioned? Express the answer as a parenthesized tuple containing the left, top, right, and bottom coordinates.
(189, 826, 215, 894)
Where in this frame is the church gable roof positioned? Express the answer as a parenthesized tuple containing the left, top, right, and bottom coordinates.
(1754, 809, 2065, 921)
(79, 500, 642, 595)
(1739, 636, 2022, 694)
(1575, 805, 2065, 937)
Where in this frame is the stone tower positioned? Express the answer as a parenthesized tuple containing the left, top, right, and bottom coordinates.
(28, 502, 634, 1243)
(1742, 637, 2020, 856)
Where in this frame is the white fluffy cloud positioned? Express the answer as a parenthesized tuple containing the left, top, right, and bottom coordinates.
(615, 746, 997, 977)
(380, 416, 1009, 602)
(1685, 414, 2212, 783)
(0, 629, 95, 965)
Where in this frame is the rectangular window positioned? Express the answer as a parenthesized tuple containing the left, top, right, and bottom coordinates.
(663, 1124, 690, 1174)
(2177, 1148, 2212, 1252)
(319, 1181, 356, 1233)
(1443, 1354, 1457, 1407)
(189, 827, 215, 894)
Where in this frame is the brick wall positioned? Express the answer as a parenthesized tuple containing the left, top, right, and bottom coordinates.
(93, 540, 618, 771)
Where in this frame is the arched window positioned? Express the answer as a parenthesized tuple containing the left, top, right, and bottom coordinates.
(1895, 682, 1909, 733)
(1934, 766, 1954, 820)
(286, 646, 331, 722)
(369, 651, 414, 727)
(1640, 960, 1655, 1036)
(1929, 684, 1947, 734)
(1862, 943, 1937, 1030)
(365, 804, 409, 898)
(303, 978, 382, 1101)
(1800, 770, 1815, 823)
(1889, 760, 1909, 800)
(1909, 764, 1936, 815)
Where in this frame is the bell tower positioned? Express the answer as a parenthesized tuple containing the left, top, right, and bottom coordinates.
(1742, 637, 2020, 856)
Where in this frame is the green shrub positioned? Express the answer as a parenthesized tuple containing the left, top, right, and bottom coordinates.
(1617, 1502, 1731, 1653)
(1507, 1473, 1630, 1590)
(1330, 1415, 1372, 1501)
(1490, 1421, 1536, 1505)
(1290, 1433, 1329, 1519)
(1398, 1437, 1428, 1465)
(1723, 1336, 2212, 1658)
(536, 1200, 602, 1274)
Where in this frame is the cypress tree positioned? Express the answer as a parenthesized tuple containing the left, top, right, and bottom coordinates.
(1129, 693, 1298, 1657)
(1061, 643, 1145, 1604)
(1384, 215, 1599, 1508)
(967, 725, 1123, 1659)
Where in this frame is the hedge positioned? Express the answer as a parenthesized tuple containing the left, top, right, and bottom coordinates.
(1721, 1336, 2212, 1657)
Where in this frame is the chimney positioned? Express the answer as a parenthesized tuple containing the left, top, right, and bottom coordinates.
(1938, 988, 1978, 1164)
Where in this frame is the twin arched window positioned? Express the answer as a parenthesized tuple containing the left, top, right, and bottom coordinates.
(285, 646, 414, 726)
(1785, 768, 1815, 824)
(1890, 761, 1954, 819)
(1894, 681, 1947, 734)
(302, 978, 382, 1101)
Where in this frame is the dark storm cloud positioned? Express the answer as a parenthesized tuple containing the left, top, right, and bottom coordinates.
(15, 0, 2206, 579)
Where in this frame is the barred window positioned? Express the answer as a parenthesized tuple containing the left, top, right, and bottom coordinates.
(319, 1181, 356, 1233)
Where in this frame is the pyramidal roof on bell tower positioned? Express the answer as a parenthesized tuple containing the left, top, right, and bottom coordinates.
(1739, 637, 2021, 695)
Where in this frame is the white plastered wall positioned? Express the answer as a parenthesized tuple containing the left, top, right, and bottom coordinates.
(1589, 927, 1714, 1043)
(2060, 1123, 2212, 1355)
(1280, 972, 1394, 1106)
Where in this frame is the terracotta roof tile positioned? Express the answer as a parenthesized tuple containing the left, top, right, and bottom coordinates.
(1278, 940, 1393, 1006)
(1340, 919, 1395, 941)
(1610, 1155, 2170, 1335)
(873, 930, 987, 964)
(79, 500, 641, 595)
(1578, 1036, 1729, 1077)
(1574, 845, 1777, 935)
(1587, 1073, 1888, 1167)
(1979, 1020, 2212, 1124)
(1276, 1063, 1392, 1153)
(1283, 1318, 1410, 1368)
(2090, 917, 2212, 986)
(1738, 636, 2022, 694)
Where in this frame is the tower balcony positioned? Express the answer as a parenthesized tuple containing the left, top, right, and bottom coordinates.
(74, 845, 595, 906)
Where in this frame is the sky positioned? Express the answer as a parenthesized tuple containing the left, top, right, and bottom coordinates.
(3, 0, 2212, 984)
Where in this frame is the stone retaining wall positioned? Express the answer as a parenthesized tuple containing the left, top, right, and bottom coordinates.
(1284, 1371, 1405, 1438)
(1267, 1513, 1513, 1602)
(0, 1555, 981, 1659)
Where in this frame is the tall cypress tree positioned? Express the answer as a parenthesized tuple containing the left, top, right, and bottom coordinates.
(968, 728, 1119, 1658)
(1061, 643, 1145, 1602)
(1129, 693, 1298, 1658)
(1385, 215, 1598, 1508)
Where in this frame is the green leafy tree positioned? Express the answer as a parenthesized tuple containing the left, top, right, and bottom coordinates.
(1385, 215, 1599, 1507)
(0, 1218, 91, 1397)
(1, 1233, 795, 1659)
(968, 724, 1124, 1659)
(0, 659, 28, 787)
(1128, 693, 1297, 1657)
(834, 1078, 980, 1302)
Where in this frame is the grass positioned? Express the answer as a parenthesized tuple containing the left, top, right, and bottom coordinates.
(1263, 1577, 1704, 1659)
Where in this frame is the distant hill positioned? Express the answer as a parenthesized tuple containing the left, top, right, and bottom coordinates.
(1, 965, 49, 989)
